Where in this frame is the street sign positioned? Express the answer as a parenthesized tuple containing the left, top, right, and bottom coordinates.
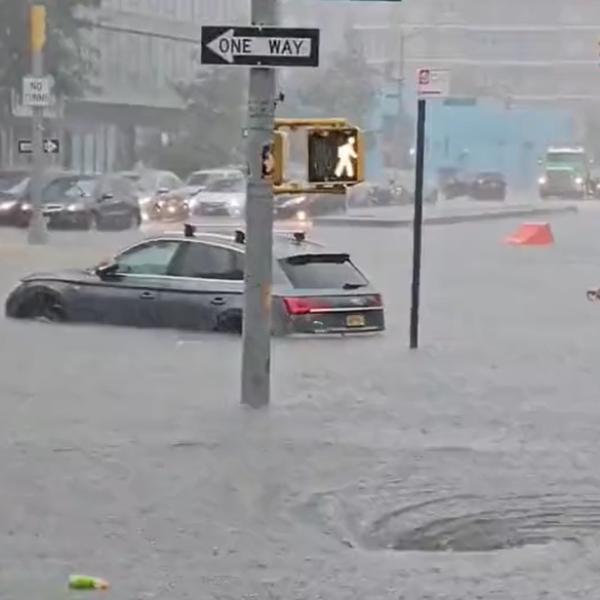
(22, 76, 53, 107)
(18, 138, 60, 154)
(201, 26, 320, 67)
(416, 68, 450, 98)
(307, 128, 365, 184)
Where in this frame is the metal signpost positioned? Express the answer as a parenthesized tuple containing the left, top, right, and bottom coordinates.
(201, 5, 320, 408)
(27, 5, 49, 245)
(410, 68, 450, 349)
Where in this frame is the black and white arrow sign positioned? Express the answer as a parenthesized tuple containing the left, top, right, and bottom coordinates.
(18, 138, 60, 154)
(201, 26, 320, 67)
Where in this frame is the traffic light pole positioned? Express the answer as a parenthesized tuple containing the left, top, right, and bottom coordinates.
(28, 4, 48, 245)
(241, 0, 278, 408)
(409, 98, 426, 349)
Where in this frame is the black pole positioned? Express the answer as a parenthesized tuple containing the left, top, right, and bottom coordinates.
(410, 98, 426, 349)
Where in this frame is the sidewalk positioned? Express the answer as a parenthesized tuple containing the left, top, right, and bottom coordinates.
(313, 199, 579, 228)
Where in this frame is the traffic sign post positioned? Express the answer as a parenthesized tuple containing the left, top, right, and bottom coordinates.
(201, 26, 319, 67)
(410, 68, 450, 349)
(28, 5, 48, 245)
(22, 76, 52, 107)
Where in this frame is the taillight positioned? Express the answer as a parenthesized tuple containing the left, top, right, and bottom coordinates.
(283, 297, 330, 315)
(369, 294, 383, 307)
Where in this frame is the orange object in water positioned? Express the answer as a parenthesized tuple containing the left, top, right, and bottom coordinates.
(504, 222, 554, 246)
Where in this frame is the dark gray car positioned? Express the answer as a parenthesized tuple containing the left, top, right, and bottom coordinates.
(5, 227, 385, 335)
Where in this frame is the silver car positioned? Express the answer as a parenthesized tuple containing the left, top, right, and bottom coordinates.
(6, 226, 385, 335)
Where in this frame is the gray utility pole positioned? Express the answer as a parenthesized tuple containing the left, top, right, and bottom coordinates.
(241, 0, 279, 408)
(28, 4, 48, 245)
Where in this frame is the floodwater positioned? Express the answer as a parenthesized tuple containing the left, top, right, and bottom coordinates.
(1, 209, 600, 599)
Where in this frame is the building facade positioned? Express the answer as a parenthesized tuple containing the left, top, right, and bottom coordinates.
(1, 0, 243, 171)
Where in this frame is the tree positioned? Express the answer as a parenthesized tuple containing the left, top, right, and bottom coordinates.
(0, 0, 100, 113)
(279, 29, 378, 128)
(144, 68, 248, 177)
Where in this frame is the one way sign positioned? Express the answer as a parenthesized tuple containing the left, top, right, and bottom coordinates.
(201, 26, 320, 67)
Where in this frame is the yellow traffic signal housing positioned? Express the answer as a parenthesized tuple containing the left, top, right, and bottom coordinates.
(30, 5, 47, 53)
(307, 127, 365, 185)
(263, 130, 288, 185)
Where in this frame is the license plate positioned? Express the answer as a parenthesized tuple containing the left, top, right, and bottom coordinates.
(346, 314, 365, 328)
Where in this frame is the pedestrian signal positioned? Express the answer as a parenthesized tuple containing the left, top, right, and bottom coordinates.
(262, 130, 288, 185)
(307, 127, 364, 184)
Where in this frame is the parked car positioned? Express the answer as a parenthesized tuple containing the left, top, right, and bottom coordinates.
(190, 170, 246, 217)
(0, 171, 141, 230)
(6, 225, 385, 336)
(470, 171, 507, 200)
(441, 173, 473, 199)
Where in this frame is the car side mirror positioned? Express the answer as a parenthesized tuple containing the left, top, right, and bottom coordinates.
(95, 261, 119, 279)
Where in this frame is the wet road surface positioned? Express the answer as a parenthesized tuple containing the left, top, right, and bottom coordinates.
(2, 210, 600, 599)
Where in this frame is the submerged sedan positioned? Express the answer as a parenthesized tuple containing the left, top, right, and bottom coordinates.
(6, 226, 385, 335)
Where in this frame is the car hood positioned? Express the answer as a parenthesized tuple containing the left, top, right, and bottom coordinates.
(193, 192, 246, 205)
(21, 268, 95, 283)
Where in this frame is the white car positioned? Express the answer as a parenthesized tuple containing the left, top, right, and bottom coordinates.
(189, 170, 246, 217)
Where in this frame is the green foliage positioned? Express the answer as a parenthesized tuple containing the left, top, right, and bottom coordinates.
(147, 68, 248, 176)
(0, 0, 100, 103)
(279, 29, 378, 127)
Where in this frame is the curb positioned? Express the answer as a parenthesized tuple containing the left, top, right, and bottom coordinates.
(313, 205, 579, 228)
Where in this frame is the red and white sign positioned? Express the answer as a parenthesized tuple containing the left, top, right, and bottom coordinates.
(416, 68, 450, 98)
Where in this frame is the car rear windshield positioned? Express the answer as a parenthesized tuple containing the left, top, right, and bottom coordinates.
(279, 254, 368, 289)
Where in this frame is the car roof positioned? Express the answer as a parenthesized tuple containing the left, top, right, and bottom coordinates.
(139, 229, 330, 259)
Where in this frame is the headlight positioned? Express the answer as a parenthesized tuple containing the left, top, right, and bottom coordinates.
(296, 210, 308, 221)
(67, 203, 85, 212)
(229, 198, 241, 207)
(538, 176, 547, 185)
(20, 202, 32, 212)
(138, 196, 152, 206)
(0, 200, 17, 210)
(575, 177, 584, 186)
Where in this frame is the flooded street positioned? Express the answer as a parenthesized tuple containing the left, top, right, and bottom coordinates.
(2, 211, 600, 598)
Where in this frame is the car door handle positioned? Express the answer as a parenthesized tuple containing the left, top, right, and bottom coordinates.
(211, 297, 226, 306)
(139, 291, 156, 300)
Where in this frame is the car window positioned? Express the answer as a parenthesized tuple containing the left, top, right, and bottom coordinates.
(0, 173, 29, 192)
(168, 241, 244, 280)
(279, 254, 368, 289)
(160, 174, 182, 190)
(116, 240, 181, 276)
(43, 178, 94, 203)
(205, 177, 245, 193)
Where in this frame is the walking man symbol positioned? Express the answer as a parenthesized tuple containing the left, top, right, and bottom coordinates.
(335, 136, 357, 179)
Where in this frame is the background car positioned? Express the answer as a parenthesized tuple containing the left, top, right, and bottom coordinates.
(470, 171, 507, 200)
(6, 226, 385, 336)
(148, 192, 190, 222)
(441, 172, 473, 199)
(0, 171, 141, 230)
(190, 170, 246, 217)
(117, 169, 183, 221)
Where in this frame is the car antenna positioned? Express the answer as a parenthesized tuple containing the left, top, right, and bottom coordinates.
(234, 229, 246, 244)
(184, 223, 196, 238)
